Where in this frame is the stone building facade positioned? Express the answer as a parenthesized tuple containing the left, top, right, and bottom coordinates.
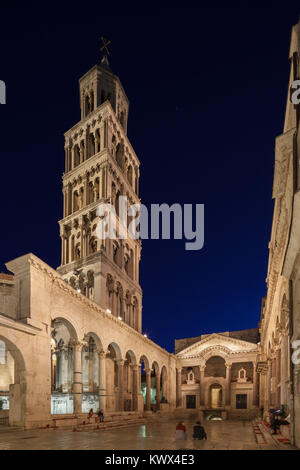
(174, 330, 260, 420)
(257, 20, 300, 448)
(0, 56, 177, 429)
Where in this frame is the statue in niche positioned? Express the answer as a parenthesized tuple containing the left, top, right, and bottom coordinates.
(106, 274, 114, 293)
(75, 245, 81, 260)
(79, 188, 84, 209)
(237, 368, 247, 383)
(186, 370, 195, 385)
(87, 271, 94, 288)
(90, 238, 97, 254)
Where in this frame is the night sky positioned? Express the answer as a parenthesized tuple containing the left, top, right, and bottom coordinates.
(0, 3, 299, 353)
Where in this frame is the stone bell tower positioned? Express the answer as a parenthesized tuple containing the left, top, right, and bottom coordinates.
(57, 49, 142, 333)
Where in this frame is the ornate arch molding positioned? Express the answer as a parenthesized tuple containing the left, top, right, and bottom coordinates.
(200, 345, 231, 362)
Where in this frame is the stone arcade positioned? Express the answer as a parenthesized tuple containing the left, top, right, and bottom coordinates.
(1, 21, 300, 448)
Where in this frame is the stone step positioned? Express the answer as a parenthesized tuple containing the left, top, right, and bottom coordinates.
(252, 421, 267, 445)
(75, 418, 146, 432)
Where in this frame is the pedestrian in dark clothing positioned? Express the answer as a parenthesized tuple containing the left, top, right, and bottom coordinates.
(193, 421, 207, 440)
(97, 409, 104, 422)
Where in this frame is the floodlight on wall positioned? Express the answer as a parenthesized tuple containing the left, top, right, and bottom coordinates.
(106, 309, 111, 314)
(77, 289, 81, 293)
(143, 334, 148, 338)
(118, 316, 123, 321)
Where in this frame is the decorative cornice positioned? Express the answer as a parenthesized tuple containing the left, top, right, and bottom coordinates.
(176, 332, 258, 358)
(0, 312, 41, 335)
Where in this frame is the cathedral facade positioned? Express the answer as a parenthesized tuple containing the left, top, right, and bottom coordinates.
(0, 21, 300, 448)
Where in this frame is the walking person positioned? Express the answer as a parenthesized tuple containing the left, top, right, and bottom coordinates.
(192, 421, 207, 440)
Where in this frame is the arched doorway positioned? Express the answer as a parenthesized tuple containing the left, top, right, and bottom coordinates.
(51, 318, 77, 414)
(151, 362, 160, 411)
(0, 335, 26, 426)
(124, 350, 137, 411)
(210, 383, 223, 408)
(160, 366, 168, 404)
(106, 342, 122, 411)
(81, 335, 100, 413)
(139, 355, 150, 411)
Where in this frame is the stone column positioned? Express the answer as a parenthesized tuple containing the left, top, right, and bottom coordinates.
(272, 357, 276, 406)
(252, 363, 258, 406)
(267, 358, 272, 408)
(145, 368, 151, 411)
(176, 368, 182, 407)
(280, 335, 288, 406)
(84, 172, 89, 207)
(65, 147, 68, 171)
(61, 236, 65, 265)
(138, 363, 142, 409)
(80, 142, 84, 164)
(85, 127, 89, 160)
(88, 349, 94, 392)
(101, 167, 106, 199)
(225, 363, 231, 406)
(276, 349, 281, 408)
(98, 350, 107, 412)
(199, 365, 205, 407)
(100, 122, 106, 150)
(117, 359, 124, 412)
(63, 236, 67, 265)
(73, 342, 83, 415)
(132, 365, 139, 411)
(156, 373, 161, 410)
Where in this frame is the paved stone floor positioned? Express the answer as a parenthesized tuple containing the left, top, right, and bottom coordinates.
(0, 419, 295, 450)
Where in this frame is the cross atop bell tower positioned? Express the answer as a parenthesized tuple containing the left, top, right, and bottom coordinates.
(57, 45, 142, 332)
(78, 38, 129, 133)
(100, 36, 111, 58)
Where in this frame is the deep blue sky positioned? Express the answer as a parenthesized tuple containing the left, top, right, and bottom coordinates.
(0, 3, 299, 352)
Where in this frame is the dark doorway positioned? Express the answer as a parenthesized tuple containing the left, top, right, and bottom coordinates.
(186, 395, 196, 409)
(236, 394, 247, 409)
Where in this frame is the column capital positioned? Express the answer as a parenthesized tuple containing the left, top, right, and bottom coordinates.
(145, 368, 152, 375)
(97, 349, 107, 359)
(225, 362, 232, 368)
(116, 359, 125, 366)
(176, 367, 182, 373)
(69, 340, 83, 351)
